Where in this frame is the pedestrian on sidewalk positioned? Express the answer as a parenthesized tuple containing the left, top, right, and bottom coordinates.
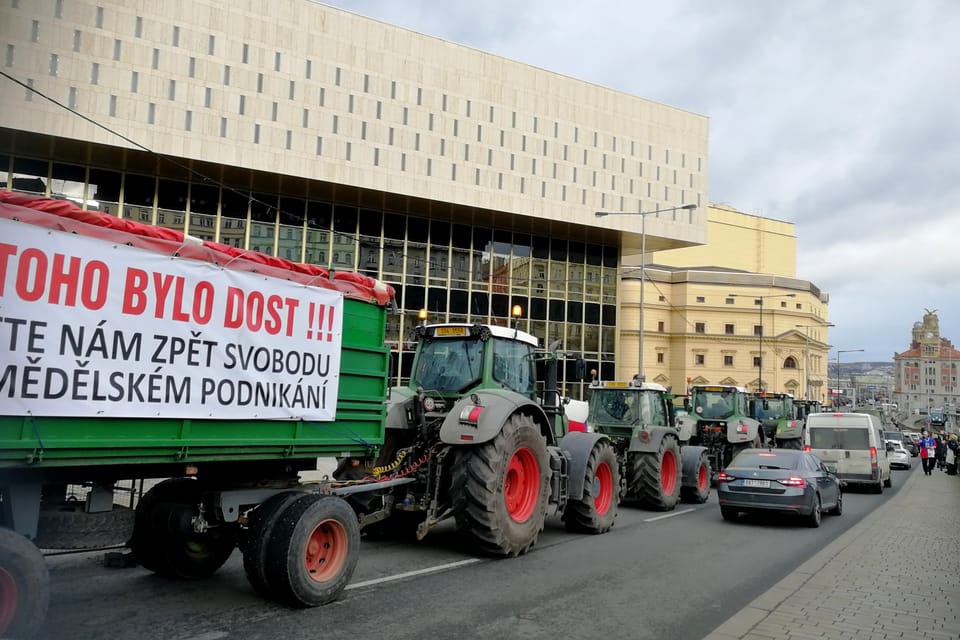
(935, 435, 946, 470)
(946, 434, 959, 476)
(919, 430, 937, 475)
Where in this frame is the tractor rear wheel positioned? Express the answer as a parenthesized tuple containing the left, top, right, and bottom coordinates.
(680, 450, 711, 504)
(0, 528, 49, 640)
(629, 436, 682, 511)
(261, 494, 360, 607)
(130, 478, 237, 579)
(563, 439, 619, 534)
(452, 413, 550, 556)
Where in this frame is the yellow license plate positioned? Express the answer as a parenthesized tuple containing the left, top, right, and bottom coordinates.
(604, 382, 629, 388)
(435, 326, 468, 336)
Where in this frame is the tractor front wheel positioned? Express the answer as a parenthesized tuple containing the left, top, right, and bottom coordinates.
(452, 413, 550, 556)
(680, 450, 711, 504)
(563, 439, 619, 534)
(629, 436, 682, 511)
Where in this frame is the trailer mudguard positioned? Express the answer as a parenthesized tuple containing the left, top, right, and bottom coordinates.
(727, 418, 761, 443)
(680, 445, 708, 488)
(438, 390, 550, 446)
(626, 426, 682, 453)
(558, 431, 610, 502)
(385, 386, 417, 430)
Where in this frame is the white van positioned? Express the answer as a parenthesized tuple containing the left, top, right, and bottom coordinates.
(805, 412, 892, 493)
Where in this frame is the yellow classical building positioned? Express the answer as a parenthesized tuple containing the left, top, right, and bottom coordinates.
(614, 204, 832, 400)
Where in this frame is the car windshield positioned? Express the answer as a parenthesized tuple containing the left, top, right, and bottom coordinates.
(728, 450, 801, 470)
(884, 432, 902, 441)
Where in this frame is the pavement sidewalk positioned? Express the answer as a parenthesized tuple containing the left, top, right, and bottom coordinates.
(704, 466, 960, 640)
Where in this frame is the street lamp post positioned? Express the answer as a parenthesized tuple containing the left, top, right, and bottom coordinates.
(795, 323, 835, 400)
(730, 292, 796, 391)
(596, 203, 697, 381)
(836, 348, 864, 409)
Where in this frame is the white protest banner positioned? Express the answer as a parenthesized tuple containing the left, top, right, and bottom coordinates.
(0, 218, 343, 420)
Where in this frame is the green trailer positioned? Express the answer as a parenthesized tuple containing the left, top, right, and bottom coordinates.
(0, 192, 394, 638)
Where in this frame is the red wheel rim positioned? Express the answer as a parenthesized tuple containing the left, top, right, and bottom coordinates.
(303, 518, 349, 583)
(697, 462, 708, 492)
(594, 461, 614, 515)
(0, 566, 18, 635)
(661, 450, 678, 496)
(504, 446, 540, 522)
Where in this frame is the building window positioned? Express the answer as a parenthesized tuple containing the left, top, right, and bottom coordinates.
(753, 356, 761, 368)
(188, 57, 195, 78)
(109, 94, 116, 115)
(696, 296, 705, 303)
(695, 322, 705, 334)
(724, 355, 734, 367)
(4, 44, 13, 67)
(725, 297, 735, 304)
(657, 353, 665, 364)
(135, 16, 142, 37)
(695, 354, 705, 366)
(113, 39, 121, 60)
(725, 324, 734, 335)
(147, 102, 155, 124)
(784, 357, 798, 369)
(68, 86, 76, 109)
(152, 48, 159, 69)
(72, 30, 81, 52)
(130, 71, 138, 92)
(95, 7, 103, 28)
(90, 62, 99, 84)
(242, 43, 249, 63)
(754, 325, 763, 337)
(55, 0, 63, 18)
(657, 321, 665, 332)
(31, 19, 40, 42)
(172, 25, 180, 47)
(659, 295, 666, 302)
(168, 79, 176, 100)
(48, 53, 58, 76)
(184, 110, 192, 131)
(219, 117, 227, 137)
(208, 34, 215, 55)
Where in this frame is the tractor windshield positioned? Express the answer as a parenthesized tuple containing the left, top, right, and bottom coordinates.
(590, 389, 667, 426)
(413, 338, 484, 392)
(755, 398, 789, 420)
(691, 389, 735, 420)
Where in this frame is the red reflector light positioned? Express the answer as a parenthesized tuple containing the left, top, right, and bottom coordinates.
(736, 425, 748, 434)
(717, 471, 733, 483)
(758, 453, 777, 457)
(778, 476, 806, 488)
(460, 434, 475, 441)
(460, 405, 484, 423)
(639, 430, 650, 443)
(468, 406, 483, 422)
(870, 446, 878, 466)
(832, 413, 844, 417)
(804, 445, 811, 452)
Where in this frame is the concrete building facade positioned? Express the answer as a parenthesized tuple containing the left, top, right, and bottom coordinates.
(0, 0, 712, 394)
(614, 205, 832, 399)
(894, 310, 960, 416)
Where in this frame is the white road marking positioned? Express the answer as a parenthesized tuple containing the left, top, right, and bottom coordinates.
(346, 558, 482, 590)
(643, 508, 696, 522)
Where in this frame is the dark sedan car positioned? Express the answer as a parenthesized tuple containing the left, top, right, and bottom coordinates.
(717, 449, 842, 528)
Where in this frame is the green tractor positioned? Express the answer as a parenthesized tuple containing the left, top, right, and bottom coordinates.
(676, 385, 762, 483)
(750, 391, 803, 449)
(336, 321, 618, 555)
(587, 376, 711, 509)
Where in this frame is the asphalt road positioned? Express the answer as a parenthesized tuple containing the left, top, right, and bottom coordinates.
(38, 464, 916, 640)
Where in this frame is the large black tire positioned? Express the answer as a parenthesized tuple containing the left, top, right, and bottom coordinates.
(720, 506, 738, 522)
(34, 504, 134, 550)
(261, 494, 360, 607)
(883, 472, 893, 488)
(451, 413, 550, 556)
(629, 436, 682, 511)
(129, 478, 237, 579)
(0, 528, 50, 640)
(680, 450, 711, 504)
(563, 439, 619, 534)
(243, 491, 307, 598)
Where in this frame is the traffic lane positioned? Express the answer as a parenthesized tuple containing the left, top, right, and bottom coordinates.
(40, 474, 906, 640)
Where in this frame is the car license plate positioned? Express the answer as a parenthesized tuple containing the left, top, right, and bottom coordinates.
(743, 479, 770, 488)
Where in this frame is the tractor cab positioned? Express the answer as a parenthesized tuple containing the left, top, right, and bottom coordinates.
(587, 376, 674, 440)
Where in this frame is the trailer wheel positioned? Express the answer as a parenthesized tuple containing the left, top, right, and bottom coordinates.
(452, 413, 549, 556)
(0, 528, 49, 640)
(680, 450, 711, 504)
(243, 491, 306, 598)
(563, 439, 619, 534)
(262, 495, 360, 607)
(130, 478, 237, 579)
(629, 436, 681, 511)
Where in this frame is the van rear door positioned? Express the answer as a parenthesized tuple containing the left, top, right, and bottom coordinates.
(808, 424, 872, 479)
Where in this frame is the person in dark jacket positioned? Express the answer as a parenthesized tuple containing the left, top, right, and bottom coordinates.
(946, 434, 959, 476)
(935, 436, 946, 470)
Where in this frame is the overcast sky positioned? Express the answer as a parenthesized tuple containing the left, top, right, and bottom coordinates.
(323, 0, 960, 363)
